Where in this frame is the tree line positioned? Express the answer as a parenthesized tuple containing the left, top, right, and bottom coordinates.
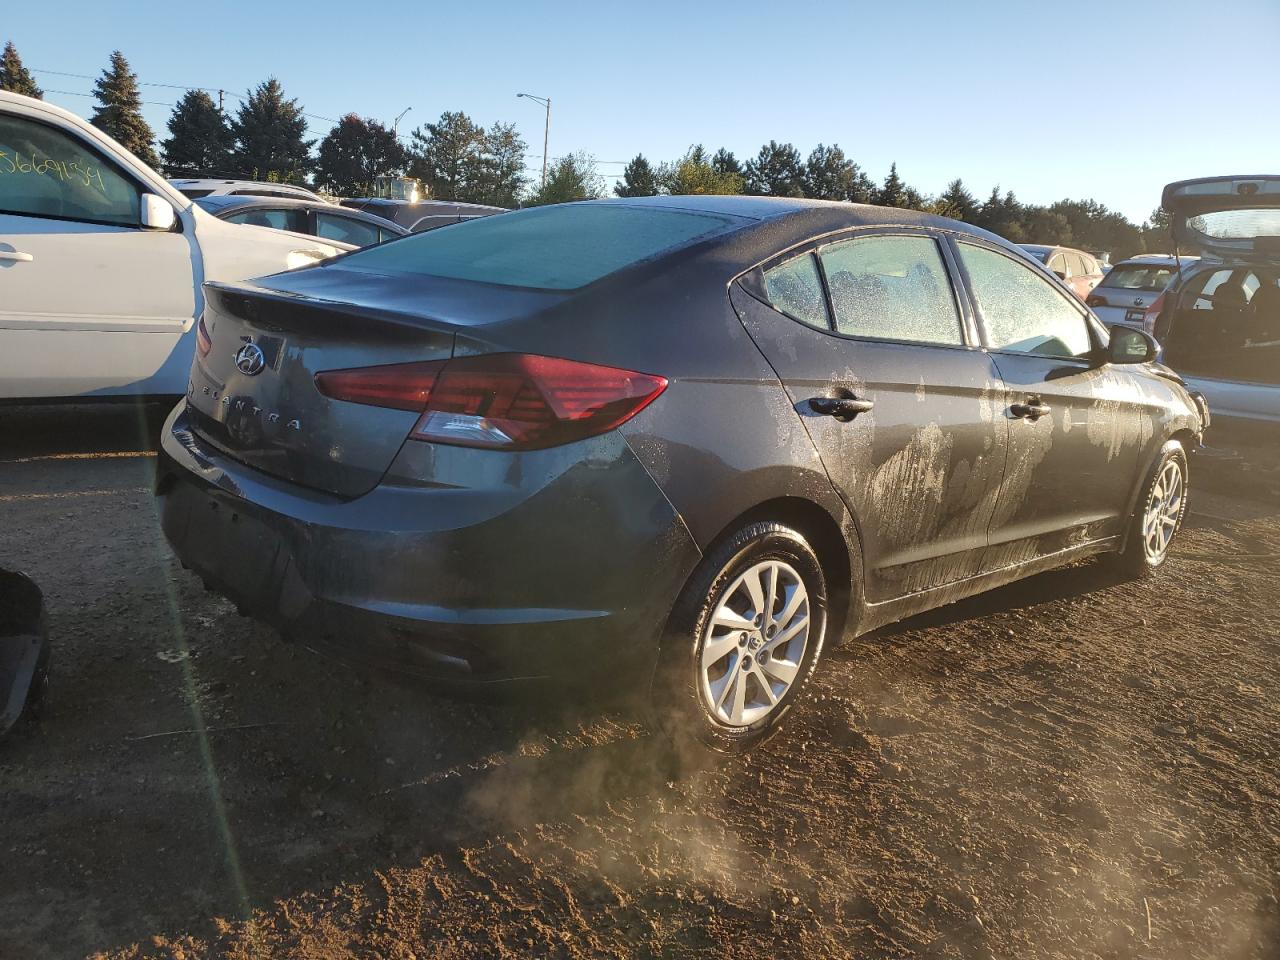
(2, 40, 1168, 256)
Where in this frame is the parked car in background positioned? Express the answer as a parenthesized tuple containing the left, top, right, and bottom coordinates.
(0, 92, 348, 400)
(1086, 254, 1199, 332)
(1089, 250, 1113, 273)
(1020, 244, 1107, 299)
(339, 197, 506, 233)
(157, 196, 1204, 756)
(195, 195, 407, 248)
(169, 178, 325, 202)
(1154, 175, 1280, 430)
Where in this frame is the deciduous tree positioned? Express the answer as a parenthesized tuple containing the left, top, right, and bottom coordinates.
(664, 145, 744, 195)
(315, 114, 407, 196)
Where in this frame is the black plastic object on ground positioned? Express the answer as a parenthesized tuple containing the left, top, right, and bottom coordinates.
(0, 568, 49, 737)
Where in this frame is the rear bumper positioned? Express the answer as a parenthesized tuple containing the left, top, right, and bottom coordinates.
(156, 402, 702, 688)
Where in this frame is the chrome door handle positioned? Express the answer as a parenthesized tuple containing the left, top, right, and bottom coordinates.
(0, 250, 34, 263)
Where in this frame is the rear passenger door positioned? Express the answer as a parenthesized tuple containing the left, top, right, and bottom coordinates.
(732, 229, 1009, 602)
(951, 239, 1147, 569)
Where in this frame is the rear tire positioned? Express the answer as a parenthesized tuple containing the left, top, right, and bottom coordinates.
(649, 521, 828, 757)
(1106, 440, 1189, 580)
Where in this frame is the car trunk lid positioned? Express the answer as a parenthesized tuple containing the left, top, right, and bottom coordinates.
(187, 269, 565, 497)
(1164, 175, 1280, 261)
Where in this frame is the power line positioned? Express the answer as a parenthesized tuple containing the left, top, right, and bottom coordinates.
(31, 67, 338, 125)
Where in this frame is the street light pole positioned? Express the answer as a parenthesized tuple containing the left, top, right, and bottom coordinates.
(392, 106, 412, 139)
(517, 93, 551, 190)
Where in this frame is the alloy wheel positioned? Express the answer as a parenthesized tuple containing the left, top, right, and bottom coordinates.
(699, 560, 810, 727)
(1143, 459, 1184, 560)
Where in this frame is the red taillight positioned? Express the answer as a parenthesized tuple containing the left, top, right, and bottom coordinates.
(314, 353, 667, 450)
(315, 360, 445, 412)
(1141, 293, 1165, 336)
(195, 316, 212, 358)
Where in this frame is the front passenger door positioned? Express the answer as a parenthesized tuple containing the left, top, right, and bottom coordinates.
(952, 240, 1148, 570)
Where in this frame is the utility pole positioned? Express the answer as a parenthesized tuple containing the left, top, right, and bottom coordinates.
(517, 93, 551, 190)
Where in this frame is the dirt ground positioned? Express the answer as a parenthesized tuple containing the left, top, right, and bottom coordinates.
(1, 402, 1277, 960)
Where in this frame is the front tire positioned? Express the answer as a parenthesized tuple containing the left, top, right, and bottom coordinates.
(1107, 440, 1189, 580)
(650, 521, 828, 756)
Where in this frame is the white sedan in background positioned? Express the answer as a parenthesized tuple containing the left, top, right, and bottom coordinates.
(0, 92, 350, 400)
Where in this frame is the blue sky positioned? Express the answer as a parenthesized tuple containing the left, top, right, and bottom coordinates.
(5, 0, 1278, 222)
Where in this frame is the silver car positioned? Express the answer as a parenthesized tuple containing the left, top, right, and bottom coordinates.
(1086, 255, 1199, 332)
(1156, 175, 1280, 431)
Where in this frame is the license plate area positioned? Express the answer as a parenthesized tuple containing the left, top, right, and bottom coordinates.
(184, 493, 286, 612)
(1125, 309, 1145, 323)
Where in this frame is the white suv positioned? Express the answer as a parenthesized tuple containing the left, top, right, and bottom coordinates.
(0, 93, 350, 400)
(169, 178, 325, 202)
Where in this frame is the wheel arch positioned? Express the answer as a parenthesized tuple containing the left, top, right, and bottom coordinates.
(702, 495, 862, 644)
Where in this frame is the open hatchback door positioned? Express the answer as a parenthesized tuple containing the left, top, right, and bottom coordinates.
(1164, 175, 1280, 260)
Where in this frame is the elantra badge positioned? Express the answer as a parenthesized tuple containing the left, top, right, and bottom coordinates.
(234, 342, 266, 376)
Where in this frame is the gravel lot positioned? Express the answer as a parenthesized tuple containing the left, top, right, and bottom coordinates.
(1, 402, 1277, 960)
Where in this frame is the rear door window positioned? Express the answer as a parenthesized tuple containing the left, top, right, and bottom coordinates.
(957, 242, 1093, 358)
(224, 207, 306, 233)
(763, 253, 830, 329)
(0, 114, 141, 226)
(818, 234, 963, 345)
(315, 212, 381, 247)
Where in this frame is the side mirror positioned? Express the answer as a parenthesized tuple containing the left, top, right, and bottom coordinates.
(140, 193, 176, 231)
(1108, 327, 1159, 364)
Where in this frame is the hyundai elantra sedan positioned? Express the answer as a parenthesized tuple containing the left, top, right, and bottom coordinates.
(156, 196, 1206, 754)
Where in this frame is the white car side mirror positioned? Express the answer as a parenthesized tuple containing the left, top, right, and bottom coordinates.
(140, 193, 176, 231)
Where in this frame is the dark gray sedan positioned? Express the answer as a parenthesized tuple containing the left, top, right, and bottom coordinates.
(156, 197, 1205, 754)
(193, 195, 408, 247)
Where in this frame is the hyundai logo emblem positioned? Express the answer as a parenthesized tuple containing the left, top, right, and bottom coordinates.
(234, 342, 266, 376)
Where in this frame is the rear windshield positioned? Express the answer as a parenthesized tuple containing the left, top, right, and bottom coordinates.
(1189, 209, 1280, 239)
(1099, 264, 1178, 291)
(334, 203, 745, 290)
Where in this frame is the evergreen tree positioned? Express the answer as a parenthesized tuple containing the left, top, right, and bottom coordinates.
(90, 51, 158, 168)
(315, 114, 407, 196)
(664, 146, 744, 196)
(711, 148, 742, 180)
(471, 122, 528, 207)
(934, 178, 978, 222)
(803, 143, 869, 201)
(615, 154, 661, 197)
(407, 111, 486, 201)
(230, 78, 314, 184)
(744, 141, 806, 197)
(0, 41, 42, 98)
(161, 90, 233, 178)
(875, 162, 907, 208)
(525, 152, 605, 206)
